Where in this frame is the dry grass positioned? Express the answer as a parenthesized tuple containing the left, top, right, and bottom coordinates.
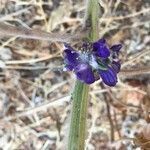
(0, 0, 150, 149)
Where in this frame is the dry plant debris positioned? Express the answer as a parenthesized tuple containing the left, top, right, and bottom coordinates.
(0, 0, 150, 149)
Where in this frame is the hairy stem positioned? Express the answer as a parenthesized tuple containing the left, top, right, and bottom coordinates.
(68, 80, 89, 150)
(68, 0, 99, 150)
(84, 0, 99, 41)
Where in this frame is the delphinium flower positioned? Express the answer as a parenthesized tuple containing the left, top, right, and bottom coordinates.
(63, 38, 122, 86)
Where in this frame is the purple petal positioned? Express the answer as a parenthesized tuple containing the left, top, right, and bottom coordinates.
(64, 43, 75, 51)
(111, 61, 121, 73)
(93, 38, 110, 58)
(110, 44, 122, 53)
(63, 64, 74, 71)
(74, 63, 95, 84)
(97, 38, 106, 44)
(64, 47, 80, 69)
(99, 67, 117, 86)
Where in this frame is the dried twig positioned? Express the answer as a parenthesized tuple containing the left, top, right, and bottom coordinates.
(0, 22, 86, 42)
(105, 95, 115, 142)
(101, 8, 150, 21)
(120, 67, 150, 76)
(1, 95, 70, 121)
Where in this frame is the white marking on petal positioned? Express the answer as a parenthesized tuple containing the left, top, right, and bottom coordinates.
(89, 55, 99, 69)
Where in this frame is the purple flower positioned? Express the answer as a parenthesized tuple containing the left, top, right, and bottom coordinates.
(63, 38, 122, 86)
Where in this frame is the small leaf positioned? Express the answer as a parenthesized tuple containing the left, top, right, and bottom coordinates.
(97, 59, 108, 70)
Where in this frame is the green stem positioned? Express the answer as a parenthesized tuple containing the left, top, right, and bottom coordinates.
(68, 0, 99, 150)
(68, 80, 89, 150)
(85, 0, 99, 41)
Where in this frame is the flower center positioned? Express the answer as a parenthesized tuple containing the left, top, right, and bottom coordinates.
(79, 51, 89, 63)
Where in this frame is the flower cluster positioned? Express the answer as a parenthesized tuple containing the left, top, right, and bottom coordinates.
(63, 38, 122, 86)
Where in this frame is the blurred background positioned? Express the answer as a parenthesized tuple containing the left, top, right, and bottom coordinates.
(0, 0, 150, 149)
